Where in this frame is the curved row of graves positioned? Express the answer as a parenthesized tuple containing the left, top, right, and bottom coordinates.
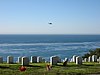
(0, 55, 100, 66)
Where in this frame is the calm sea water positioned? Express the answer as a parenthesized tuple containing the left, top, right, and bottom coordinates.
(0, 34, 100, 62)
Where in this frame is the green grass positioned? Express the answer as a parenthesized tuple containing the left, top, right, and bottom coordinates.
(0, 62, 100, 75)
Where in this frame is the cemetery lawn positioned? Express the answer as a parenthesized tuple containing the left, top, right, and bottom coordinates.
(0, 62, 100, 75)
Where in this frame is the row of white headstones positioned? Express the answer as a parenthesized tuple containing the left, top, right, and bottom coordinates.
(0, 55, 100, 66)
(0, 56, 45, 66)
(71, 55, 100, 64)
(51, 55, 100, 65)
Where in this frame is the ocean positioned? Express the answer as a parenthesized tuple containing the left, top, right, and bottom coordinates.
(0, 34, 100, 62)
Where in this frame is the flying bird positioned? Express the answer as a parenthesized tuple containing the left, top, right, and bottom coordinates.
(48, 23, 52, 25)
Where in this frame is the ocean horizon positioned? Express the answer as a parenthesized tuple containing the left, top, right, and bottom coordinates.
(0, 34, 100, 62)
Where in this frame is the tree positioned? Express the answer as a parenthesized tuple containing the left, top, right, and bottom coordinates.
(82, 48, 100, 59)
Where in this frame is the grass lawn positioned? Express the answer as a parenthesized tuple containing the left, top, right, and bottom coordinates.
(0, 62, 100, 75)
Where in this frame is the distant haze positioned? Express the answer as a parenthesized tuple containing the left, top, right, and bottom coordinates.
(0, 0, 100, 34)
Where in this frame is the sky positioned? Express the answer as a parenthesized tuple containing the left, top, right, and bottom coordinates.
(0, 0, 100, 34)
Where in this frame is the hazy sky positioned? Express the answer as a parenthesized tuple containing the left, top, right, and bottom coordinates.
(0, 0, 100, 34)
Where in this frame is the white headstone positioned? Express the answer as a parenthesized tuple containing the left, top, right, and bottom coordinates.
(63, 60, 65, 63)
(88, 56, 92, 62)
(72, 55, 77, 63)
(17, 57, 22, 63)
(37, 56, 43, 63)
(22, 56, 29, 66)
(99, 57, 100, 63)
(82, 60, 84, 62)
(7, 56, 13, 64)
(0, 56, 3, 63)
(30, 56, 37, 63)
(76, 56, 82, 65)
(70, 58, 73, 62)
(65, 58, 68, 62)
(84, 58, 88, 62)
(97, 59, 99, 62)
(92, 55, 97, 62)
(50, 56, 60, 65)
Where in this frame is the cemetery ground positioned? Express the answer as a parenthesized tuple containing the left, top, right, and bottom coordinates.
(0, 62, 100, 75)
